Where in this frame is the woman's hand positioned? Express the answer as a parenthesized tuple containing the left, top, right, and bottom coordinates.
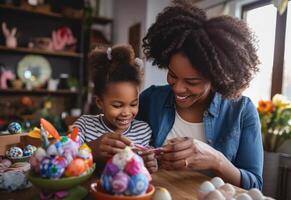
(160, 137, 223, 171)
(139, 150, 158, 174)
(88, 133, 132, 161)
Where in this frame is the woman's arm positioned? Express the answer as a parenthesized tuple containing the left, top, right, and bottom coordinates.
(233, 99, 263, 189)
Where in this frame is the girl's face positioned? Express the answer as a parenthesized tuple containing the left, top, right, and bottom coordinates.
(96, 82, 139, 133)
(167, 53, 212, 109)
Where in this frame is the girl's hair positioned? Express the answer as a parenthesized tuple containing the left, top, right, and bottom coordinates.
(143, 0, 260, 99)
(89, 45, 141, 96)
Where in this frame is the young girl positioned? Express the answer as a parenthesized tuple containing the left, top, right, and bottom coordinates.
(74, 45, 157, 173)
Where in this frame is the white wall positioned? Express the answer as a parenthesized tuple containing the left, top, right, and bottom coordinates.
(113, 0, 147, 46)
(143, 0, 171, 89)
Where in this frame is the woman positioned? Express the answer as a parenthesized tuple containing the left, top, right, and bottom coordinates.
(138, 1, 263, 189)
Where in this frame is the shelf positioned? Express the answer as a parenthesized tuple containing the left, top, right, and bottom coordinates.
(0, 4, 113, 25)
(0, 46, 83, 58)
(0, 89, 79, 96)
(0, 4, 82, 21)
(92, 16, 113, 25)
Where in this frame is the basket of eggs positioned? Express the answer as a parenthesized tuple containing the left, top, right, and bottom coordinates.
(27, 118, 95, 199)
(90, 147, 155, 200)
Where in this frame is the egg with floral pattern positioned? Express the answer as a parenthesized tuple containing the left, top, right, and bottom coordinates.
(6, 147, 23, 159)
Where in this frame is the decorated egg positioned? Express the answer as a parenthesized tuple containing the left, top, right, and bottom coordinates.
(40, 157, 53, 178)
(78, 143, 91, 159)
(64, 158, 87, 177)
(7, 122, 22, 134)
(103, 160, 119, 176)
(127, 173, 149, 195)
(60, 136, 79, 158)
(6, 147, 23, 159)
(100, 174, 112, 193)
(50, 156, 66, 178)
(23, 145, 37, 156)
(100, 147, 151, 196)
(152, 187, 172, 200)
(112, 147, 134, 170)
(124, 157, 142, 176)
(111, 171, 130, 193)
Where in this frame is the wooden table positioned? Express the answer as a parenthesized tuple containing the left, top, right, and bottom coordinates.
(0, 170, 209, 200)
(152, 169, 209, 200)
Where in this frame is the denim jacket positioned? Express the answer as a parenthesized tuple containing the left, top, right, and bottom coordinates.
(137, 85, 263, 190)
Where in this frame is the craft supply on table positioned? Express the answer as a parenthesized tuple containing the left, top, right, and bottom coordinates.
(198, 177, 274, 200)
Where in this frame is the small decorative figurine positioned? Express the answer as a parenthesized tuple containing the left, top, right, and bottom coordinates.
(1, 22, 17, 48)
(0, 67, 15, 89)
(51, 27, 77, 51)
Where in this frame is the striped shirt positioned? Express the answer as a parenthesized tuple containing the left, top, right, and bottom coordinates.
(74, 114, 152, 147)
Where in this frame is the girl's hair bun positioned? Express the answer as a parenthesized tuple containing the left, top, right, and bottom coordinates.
(111, 45, 135, 65)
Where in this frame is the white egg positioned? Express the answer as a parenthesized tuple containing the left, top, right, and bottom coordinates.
(199, 181, 216, 193)
(211, 177, 225, 188)
(247, 188, 264, 200)
(220, 183, 236, 196)
(152, 187, 172, 200)
(204, 189, 226, 200)
(236, 193, 253, 200)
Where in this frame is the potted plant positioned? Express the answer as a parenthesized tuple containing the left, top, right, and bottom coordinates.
(67, 77, 80, 92)
(257, 94, 291, 197)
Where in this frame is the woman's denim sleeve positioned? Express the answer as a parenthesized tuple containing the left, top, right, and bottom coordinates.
(235, 98, 263, 190)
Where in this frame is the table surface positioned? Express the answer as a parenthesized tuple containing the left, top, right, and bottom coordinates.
(0, 169, 233, 200)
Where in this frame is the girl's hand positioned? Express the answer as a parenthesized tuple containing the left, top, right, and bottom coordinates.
(94, 133, 132, 160)
(139, 150, 158, 173)
(160, 137, 222, 171)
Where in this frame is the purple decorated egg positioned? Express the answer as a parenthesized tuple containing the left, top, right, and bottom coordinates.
(50, 156, 66, 178)
(111, 171, 130, 193)
(103, 160, 119, 176)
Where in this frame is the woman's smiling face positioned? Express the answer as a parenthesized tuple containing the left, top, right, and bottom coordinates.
(167, 53, 212, 109)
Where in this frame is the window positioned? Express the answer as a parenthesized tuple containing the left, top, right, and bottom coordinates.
(242, 0, 290, 104)
(283, 1, 291, 99)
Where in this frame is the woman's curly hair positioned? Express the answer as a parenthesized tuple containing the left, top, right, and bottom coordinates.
(89, 45, 141, 96)
(142, 1, 260, 98)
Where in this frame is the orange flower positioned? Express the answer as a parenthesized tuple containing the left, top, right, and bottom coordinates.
(258, 100, 274, 113)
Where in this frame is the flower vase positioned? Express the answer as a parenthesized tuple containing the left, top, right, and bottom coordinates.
(263, 151, 280, 198)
